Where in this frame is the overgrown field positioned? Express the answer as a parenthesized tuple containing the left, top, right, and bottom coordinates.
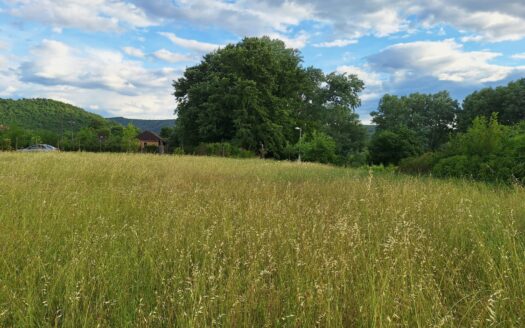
(1, 153, 524, 327)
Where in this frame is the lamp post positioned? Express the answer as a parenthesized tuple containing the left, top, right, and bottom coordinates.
(295, 126, 302, 162)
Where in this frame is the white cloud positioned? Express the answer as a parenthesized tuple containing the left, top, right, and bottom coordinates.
(159, 32, 221, 53)
(511, 53, 525, 60)
(153, 49, 193, 63)
(337, 65, 383, 88)
(138, 1, 525, 43)
(137, 0, 313, 36)
(7, 0, 156, 32)
(266, 31, 309, 49)
(123, 47, 145, 58)
(368, 39, 517, 84)
(413, 1, 525, 42)
(10, 39, 179, 119)
(6, 0, 525, 44)
(460, 35, 484, 43)
(336, 65, 384, 101)
(314, 39, 357, 48)
(20, 39, 172, 94)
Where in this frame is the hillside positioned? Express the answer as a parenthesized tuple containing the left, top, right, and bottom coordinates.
(107, 117, 175, 133)
(0, 98, 112, 133)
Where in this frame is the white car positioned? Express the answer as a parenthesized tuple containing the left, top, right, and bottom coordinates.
(18, 144, 59, 152)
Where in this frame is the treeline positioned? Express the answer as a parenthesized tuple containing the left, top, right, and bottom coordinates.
(167, 36, 525, 184)
(0, 123, 140, 152)
(0, 98, 144, 152)
(370, 79, 525, 184)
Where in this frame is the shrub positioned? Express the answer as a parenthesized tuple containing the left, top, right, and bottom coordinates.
(173, 147, 185, 155)
(432, 155, 482, 179)
(194, 142, 255, 159)
(298, 131, 337, 164)
(1, 138, 12, 151)
(344, 151, 368, 167)
(398, 152, 438, 175)
(369, 128, 423, 165)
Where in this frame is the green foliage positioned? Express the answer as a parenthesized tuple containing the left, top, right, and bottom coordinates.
(194, 142, 255, 158)
(172, 147, 185, 155)
(432, 155, 481, 179)
(410, 115, 525, 185)
(344, 151, 369, 167)
(398, 152, 439, 175)
(369, 128, 423, 165)
(371, 91, 459, 151)
(173, 37, 366, 161)
(298, 131, 337, 164)
(1, 138, 11, 151)
(458, 79, 525, 130)
(121, 124, 140, 152)
(0, 98, 145, 152)
(0, 98, 112, 133)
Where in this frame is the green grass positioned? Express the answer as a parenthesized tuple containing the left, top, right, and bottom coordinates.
(1, 153, 524, 327)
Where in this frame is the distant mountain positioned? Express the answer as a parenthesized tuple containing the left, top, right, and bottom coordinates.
(0, 98, 113, 133)
(107, 117, 175, 133)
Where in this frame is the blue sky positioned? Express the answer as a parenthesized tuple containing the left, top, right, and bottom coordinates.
(0, 0, 525, 122)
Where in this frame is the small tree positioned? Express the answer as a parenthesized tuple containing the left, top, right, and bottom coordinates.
(121, 124, 140, 152)
(298, 131, 337, 164)
(369, 128, 423, 165)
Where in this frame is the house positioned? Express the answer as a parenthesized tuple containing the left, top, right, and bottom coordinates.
(137, 130, 166, 154)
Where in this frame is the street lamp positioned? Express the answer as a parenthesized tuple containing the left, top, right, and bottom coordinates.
(295, 126, 302, 162)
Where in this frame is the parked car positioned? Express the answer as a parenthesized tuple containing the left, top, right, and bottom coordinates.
(18, 144, 59, 152)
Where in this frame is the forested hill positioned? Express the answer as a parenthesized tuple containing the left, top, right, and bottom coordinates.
(107, 117, 175, 133)
(0, 98, 112, 133)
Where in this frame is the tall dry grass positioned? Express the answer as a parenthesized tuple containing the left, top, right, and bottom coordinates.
(0, 152, 524, 327)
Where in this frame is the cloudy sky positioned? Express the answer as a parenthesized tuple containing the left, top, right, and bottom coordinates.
(1, 0, 525, 122)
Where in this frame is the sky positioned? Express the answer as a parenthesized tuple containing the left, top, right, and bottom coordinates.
(0, 0, 525, 123)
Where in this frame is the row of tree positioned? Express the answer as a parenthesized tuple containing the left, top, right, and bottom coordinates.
(0, 124, 140, 152)
(369, 79, 525, 166)
(166, 36, 525, 184)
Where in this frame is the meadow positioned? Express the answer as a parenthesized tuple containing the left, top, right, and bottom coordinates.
(0, 152, 524, 327)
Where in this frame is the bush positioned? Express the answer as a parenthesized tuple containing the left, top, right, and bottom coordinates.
(344, 151, 368, 167)
(398, 152, 438, 175)
(194, 142, 255, 159)
(173, 147, 185, 155)
(298, 131, 337, 164)
(1, 138, 12, 151)
(432, 155, 482, 179)
(369, 128, 423, 165)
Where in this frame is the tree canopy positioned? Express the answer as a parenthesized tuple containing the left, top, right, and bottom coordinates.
(370, 91, 459, 151)
(173, 36, 367, 161)
(458, 79, 525, 130)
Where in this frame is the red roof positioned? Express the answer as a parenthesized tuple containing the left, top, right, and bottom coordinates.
(137, 131, 164, 142)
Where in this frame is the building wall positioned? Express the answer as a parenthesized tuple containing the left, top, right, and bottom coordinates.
(140, 140, 165, 154)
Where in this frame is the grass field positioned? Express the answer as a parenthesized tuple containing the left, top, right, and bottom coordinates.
(1, 153, 524, 327)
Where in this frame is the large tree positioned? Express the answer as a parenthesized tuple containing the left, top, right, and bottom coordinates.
(371, 91, 459, 151)
(173, 37, 366, 160)
(458, 79, 525, 131)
